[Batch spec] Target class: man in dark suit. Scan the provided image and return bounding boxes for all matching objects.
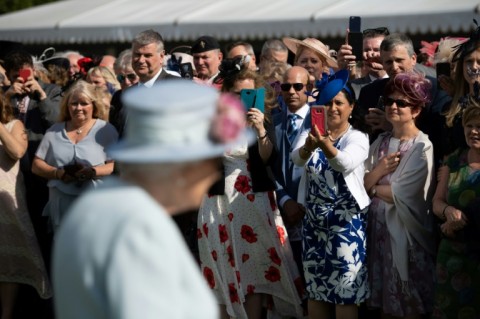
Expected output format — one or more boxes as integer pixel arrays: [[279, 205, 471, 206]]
[[356, 33, 450, 164], [110, 29, 177, 136], [272, 66, 311, 294]]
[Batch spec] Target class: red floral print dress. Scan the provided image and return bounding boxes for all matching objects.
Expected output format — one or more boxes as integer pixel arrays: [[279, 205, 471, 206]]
[[198, 142, 303, 319]]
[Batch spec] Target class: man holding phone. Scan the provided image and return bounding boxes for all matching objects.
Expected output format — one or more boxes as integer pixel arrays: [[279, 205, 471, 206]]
[[272, 66, 311, 306], [337, 26, 390, 97], [356, 33, 450, 165]]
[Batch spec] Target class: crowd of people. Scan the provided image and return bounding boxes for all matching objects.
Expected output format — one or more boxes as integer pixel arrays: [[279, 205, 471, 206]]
[[0, 19, 479, 319]]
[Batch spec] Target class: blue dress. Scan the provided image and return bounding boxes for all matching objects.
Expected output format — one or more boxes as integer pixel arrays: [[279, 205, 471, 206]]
[[302, 140, 368, 305]]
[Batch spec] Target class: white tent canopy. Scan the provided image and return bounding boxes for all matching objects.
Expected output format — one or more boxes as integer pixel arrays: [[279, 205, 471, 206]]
[[0, 0, 478, 45]]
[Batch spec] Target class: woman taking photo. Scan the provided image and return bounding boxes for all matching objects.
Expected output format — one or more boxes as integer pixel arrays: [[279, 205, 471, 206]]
[[364, 72, 436, 318], [198, 60, 303, 319], [32, 80, 118, 232], [292, 69, 370, 319], [0, 92, 51, 319]]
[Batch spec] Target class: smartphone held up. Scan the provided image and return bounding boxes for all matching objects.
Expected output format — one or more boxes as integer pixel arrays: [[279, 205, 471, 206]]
[[311, 106, 328, 136], [348, 16, 363, 61], [19, 68, 31, 82], [240, 87, 265, 113]]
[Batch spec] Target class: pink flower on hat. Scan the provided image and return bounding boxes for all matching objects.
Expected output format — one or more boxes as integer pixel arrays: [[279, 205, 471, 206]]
[[209, 93, 246, 143]]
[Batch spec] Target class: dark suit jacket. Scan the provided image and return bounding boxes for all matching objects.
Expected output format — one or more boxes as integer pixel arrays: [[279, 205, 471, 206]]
[[350, 75, 372, 100], [8, 80, 63, 171], [356, 75, 451, 166], [271, 108, 311, 204], [109, 69, 178, 137]]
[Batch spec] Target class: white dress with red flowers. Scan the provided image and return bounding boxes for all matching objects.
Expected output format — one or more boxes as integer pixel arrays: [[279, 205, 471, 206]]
[[198, 142, 304, 319]]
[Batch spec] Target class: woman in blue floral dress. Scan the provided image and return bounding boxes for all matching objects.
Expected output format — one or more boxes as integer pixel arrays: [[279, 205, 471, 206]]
[[292, 70, 370, 319]]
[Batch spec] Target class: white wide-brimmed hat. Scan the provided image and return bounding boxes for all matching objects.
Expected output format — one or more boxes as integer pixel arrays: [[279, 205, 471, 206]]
[[282, 37, 338, 69], [108, 80, 253, 163]]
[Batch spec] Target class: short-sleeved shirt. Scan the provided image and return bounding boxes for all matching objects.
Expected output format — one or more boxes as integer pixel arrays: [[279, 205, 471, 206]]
[[35, 119, 118, 195]]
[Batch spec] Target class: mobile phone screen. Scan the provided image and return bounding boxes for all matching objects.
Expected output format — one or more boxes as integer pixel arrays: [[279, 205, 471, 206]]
[[436, 62, 451, 89], [348, 32, 363, 61], [311, 106, 327, 136], [19, 68, 31, 82], [240, 88, 265, 113], [180, 62, 194, 80]]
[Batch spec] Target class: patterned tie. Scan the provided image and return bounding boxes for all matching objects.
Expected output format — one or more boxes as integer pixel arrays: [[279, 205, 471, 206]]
[[17, 96, 28, 123], [287, 113, 299, 145]]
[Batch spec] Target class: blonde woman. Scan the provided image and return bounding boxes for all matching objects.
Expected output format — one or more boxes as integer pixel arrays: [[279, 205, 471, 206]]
[[32, 80, 118, 232]]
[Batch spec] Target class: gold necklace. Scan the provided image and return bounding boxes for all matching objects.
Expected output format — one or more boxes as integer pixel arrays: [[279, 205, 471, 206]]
[[71, 120, 92, 135]]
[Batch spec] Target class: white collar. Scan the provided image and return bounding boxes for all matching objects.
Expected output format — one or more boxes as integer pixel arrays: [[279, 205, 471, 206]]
[[140, 68, 163, 88], [287, 103, 309, 119]]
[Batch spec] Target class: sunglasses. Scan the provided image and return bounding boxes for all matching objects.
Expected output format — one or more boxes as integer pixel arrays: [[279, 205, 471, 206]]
[[383, 97, 411, 108], [280, 83, 305, 92], [362, 27, 390, 36], [117, 73, 137, 82]]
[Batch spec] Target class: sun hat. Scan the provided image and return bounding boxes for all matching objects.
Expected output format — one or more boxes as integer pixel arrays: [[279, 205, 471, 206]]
[[316, 69, 350, 105], [108, 79, 253, 163], [282, 37, 338, 69]]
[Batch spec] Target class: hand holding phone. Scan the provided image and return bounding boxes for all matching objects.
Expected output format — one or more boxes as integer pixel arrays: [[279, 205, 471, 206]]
[[180, 62, 194, 79], [240, 87, 265, 113], [19, 68, 31, 83], [311, 106, 327, 136], [347, 16, 363, 61]]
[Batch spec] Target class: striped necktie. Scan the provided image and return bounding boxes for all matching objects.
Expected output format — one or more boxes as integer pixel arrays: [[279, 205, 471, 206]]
[[287, 113, 299, 144]]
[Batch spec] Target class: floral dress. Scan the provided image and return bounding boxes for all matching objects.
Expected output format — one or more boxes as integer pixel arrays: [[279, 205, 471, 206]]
[[302, 139, 368, 305], [432, 149, 480, 319], [197, 141, 303, 319]]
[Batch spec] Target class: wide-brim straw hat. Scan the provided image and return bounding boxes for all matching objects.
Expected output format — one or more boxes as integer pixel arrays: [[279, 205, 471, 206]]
[[282, 37, 338, 69], [108, 79, 253, 163]]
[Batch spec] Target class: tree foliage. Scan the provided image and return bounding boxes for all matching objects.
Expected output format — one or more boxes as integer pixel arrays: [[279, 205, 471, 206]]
[[0, 0, 61, 15]]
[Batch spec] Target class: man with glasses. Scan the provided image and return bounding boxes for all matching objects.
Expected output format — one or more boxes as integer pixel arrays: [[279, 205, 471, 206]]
[[272, 67, 311, 309], [337, 27, 390, 98], [226, 41, 258, 71]]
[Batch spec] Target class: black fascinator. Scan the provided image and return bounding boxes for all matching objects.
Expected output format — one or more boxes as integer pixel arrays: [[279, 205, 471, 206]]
[[452, 19, 480, 62], [214, 55, 251, 84]]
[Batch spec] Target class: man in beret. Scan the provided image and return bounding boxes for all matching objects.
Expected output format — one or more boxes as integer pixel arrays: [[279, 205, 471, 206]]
[[191, 35, 223, 84]]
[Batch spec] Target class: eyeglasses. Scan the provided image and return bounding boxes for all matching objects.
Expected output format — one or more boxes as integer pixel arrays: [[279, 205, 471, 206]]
[[362, 27, 390, 36], [280, 83, 305, 92], [384, 97, 411, 108], [117, 73, 137, 82]]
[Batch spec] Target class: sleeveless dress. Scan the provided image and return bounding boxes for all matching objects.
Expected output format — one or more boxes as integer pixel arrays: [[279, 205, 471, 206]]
[[432, 149, 480, 318], [0, 120, 52, 298], [302, 138, 368, 305], [198, 141, 303, 319]]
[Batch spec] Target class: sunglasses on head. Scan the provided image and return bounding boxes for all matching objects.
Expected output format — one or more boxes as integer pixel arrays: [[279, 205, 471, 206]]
[[384, 97, 411, 108], [280, 83, 305, 92], [362, 27, 390, 36], [117, 73, 137, 82]]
